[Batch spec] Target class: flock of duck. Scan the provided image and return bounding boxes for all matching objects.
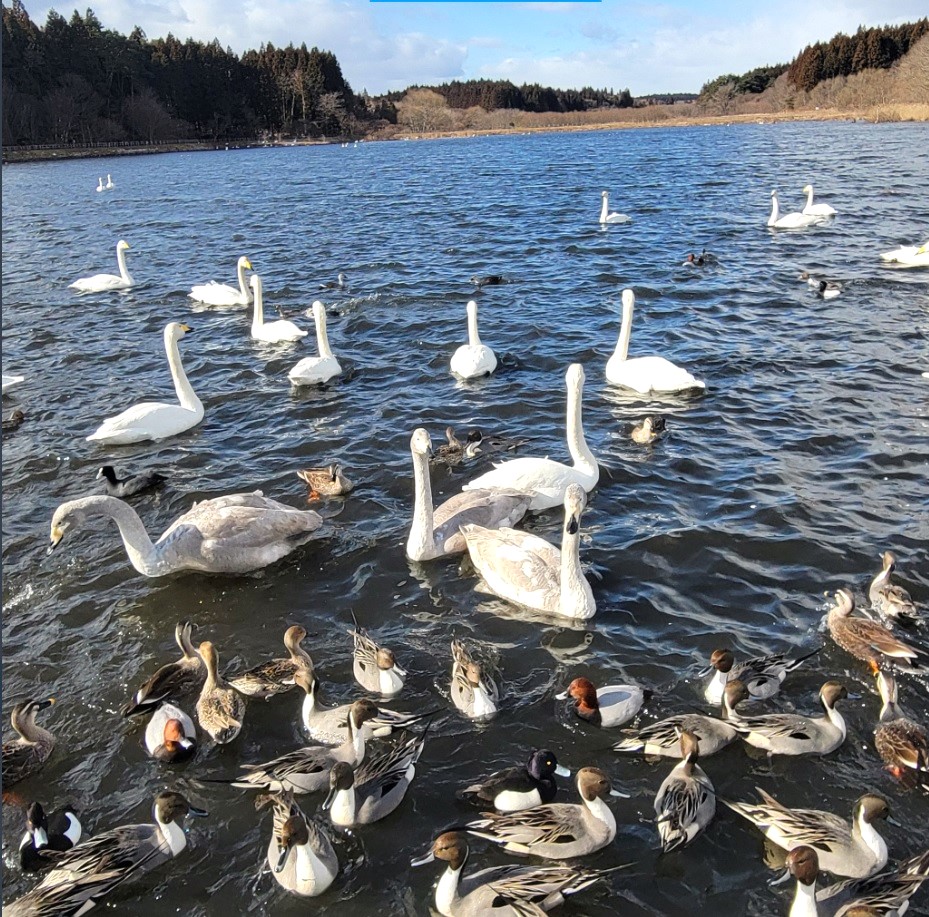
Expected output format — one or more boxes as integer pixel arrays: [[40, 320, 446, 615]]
[[2, 180, 929, 917]]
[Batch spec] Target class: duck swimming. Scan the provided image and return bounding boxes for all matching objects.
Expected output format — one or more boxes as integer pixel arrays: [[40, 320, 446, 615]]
[[872, 671, 929, 788], [3, 699, 57, 787], [296, 464, 353, 499], [97, 465, 166, 498], [457, 749, 570, 813], [144, 703, 197, 763], [195, 641, 247, 745], [228, 625, 314, 700], [450, 639, 499, 720], [264, 790, 338, 897], [121, 621, 204, 716], [556, 677, 648, 728], [18, 802, 82, 872], [350, 623, 406, 696], [654, 729, 715, 852], [631, 416, 666, 444], [869, 551, 922, 629], [702, 646, 820, 705]]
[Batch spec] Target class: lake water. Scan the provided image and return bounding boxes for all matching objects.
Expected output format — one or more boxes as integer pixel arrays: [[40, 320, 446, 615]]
[[2, 121, 929, 915]]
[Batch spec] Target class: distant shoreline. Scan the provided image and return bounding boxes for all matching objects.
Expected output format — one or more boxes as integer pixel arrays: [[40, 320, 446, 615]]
[[4, 106, 926, 164]]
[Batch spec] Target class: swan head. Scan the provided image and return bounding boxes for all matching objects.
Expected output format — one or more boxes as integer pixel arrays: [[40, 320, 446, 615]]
[[410, 427, 432, 457], [117, 240, 130, 252], [312, 300, 326, 321], [250, 274, 263, 296], [770, 189, 778, 198], [165, 322, 192, 342], [601, 190, 608, 199], [49, 500, 92, 551], [563, 483, 586, 534], [238, 257, 253, 270], [466, 299, 478, 315], [621, 288, 635, 312], [565, 362, 585, 392], [802, 184, 813, 193]]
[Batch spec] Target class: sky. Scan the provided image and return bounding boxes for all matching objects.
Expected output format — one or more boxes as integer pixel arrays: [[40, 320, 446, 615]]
[[20, 0, 928, 96]]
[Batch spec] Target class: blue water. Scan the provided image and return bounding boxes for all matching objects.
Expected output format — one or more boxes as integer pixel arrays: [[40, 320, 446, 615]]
[[2, 121, 929, 914]]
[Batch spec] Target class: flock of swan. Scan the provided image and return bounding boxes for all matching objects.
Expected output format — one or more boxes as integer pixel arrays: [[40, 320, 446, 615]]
[[3, 179, 929, 917]]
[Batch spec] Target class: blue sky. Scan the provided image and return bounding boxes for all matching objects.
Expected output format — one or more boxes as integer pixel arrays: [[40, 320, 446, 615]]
[[21, 0, 928, 95]]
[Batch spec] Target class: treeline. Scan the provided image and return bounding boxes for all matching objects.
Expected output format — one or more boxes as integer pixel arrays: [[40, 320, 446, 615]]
[[1, 0, 393, 146], [386, 78, 634, 114], [699, 65, 788, 101]]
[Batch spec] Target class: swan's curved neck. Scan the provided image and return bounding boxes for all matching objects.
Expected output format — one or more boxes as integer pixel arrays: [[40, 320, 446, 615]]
[[407, 448, 436, 559], [66, 496, 159, 575], [560, 516, 589, 616], [805, 187, 814, 209], [467, 307, 481, 347], [315, 310, 333, 358], [237, 261, 251, 302], [252, 284, 264, 331], [164, 329, 202, 416], [599, 195, 608, 223], [117, 246, 132, 283], [769, 195, 779, 224], [614, 297, 633, 363], [565, 378, 597, 474]]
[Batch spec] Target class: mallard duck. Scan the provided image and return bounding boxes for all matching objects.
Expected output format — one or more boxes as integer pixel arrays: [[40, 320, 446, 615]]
[[96, 465, 166, 498], [432, 427, 483, 466], [457, 749, 570, 813], [264, 790, 337, 897], [296, 463, 353, 499], [450, 640, 499, 720], [18, 802, 82, 872], [631, 416, 665, 444], [724, 789, 890, 878], [121, 622, 204, 716], [702, 646, 820, 705], [350, 623, 405, 696], [869, 552, 922, 629], [467, 767, 624, 859], [228, 625, 313, 699], [654, 729, 715, 852], [873, 671, 929, 788], [195, 641, 246, 745], [3, 699, 57, 786], [556, 677, 648, 728], [144, 703, 197, 763]]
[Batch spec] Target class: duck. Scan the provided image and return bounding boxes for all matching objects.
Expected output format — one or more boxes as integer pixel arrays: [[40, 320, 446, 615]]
[[18, 802, 82, 872], [69, 239, 134, 291], [798, 271, 820, 288], [556, 676, 648, 727], [95, 177, 104, 192], [817, 280, 841, 300], [869, 552, 922, 629], [195, 641, 246, 744], [631, 416, 666, 444], [411, 831, 616, 917], [3, 791, 207, 917], [406, 427, 531, 562], [826, 588, 926, 674], [86, 322, 203, 444], [288, 301, 341, 385], [189, 256, 253, 306], [50, 490, 322, 576], [768, 190, 821, 229], [682, 252, 706, 267], [143, 703, 197, 763], [599, 190, 631, 224], [457, 749, 570, 813], [105, 173, 114, 190], [467, 766, 624, 859], [462, 363, 599, 511], [470, 274, 507, 288], [461, 483, 596, 621], [613, 681, 742, 757], [3, 408, 25, 431], [801, 184, 837, 217], [319, 272, 347, 290], [702, 646, 820, 705], [96, 465, 166, 498], [606, 289, 705, 394], [228, 625, 314, 700], [451, 639, 499, 720], [350, 623, 406, 696], [264, 790, 338, 897], [872, 671, 929, 787], [121, 622, 204, 716], [432, 427, 483, 466], [250, 275, 308, 343], [728, 680, 848, 756], [723, 789, 890, 878], [296, 463, 353, 499], [450, 300, 497, 379], [879, 241, 929, 267], [2, 699, 57, 786], [654, 729, 715, 852], [231, 698, 379, 793], [2, 373, 25, 395]]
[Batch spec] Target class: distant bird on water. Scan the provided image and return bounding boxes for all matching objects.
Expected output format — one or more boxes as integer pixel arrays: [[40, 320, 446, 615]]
[[319, 273, 347, 291], [470, 274, 507, 288]]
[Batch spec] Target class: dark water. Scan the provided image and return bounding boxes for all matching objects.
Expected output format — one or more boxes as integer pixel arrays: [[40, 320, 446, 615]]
[[3, 122, 929, 915]]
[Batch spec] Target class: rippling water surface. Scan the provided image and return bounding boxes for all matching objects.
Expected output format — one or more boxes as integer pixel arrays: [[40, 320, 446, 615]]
[[3, 122, 929, 915]]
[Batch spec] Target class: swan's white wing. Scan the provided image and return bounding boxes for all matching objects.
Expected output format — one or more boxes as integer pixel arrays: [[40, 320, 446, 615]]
[[69, 273, 129, 292], [189, 282, 246, 306], [288, 355, 341, 385], [463, 457, 580, 511], [2, 374, 25, 394], [432, 489, 531, 555], [87, 402, 200, 444], [451, 344, 497, 378], [608, 355, 704, 394], [254, 320, 308, 342]]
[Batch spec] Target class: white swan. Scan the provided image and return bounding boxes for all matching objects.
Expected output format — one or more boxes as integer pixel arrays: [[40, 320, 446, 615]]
[[96, 177, 104, 193], [87, 322, 203, 445], [801, 184, 836, 217], [288, 302, 341, 386], [599, 190, 631, 225], [461, 483, 595, 620], [406, 428, 531, 562], [250, 275, 308, 343], [463, 363, 599, 511], [189, 257, 253, 306], [450, 300, 497, 379], [69, 240, 134, 292], [49, 491, 323, 576], [768, 190, 820, 229], [2, 374, 25, 395], [105, 174, 115, 190], [606, 289, 705, 394], [880, 241, 929, 267]]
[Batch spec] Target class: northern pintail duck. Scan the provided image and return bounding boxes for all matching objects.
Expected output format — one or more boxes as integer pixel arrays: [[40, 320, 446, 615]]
[[461, 483, 596, 621], [323, 728, 426, 826], [228, 625, 313, 699], [350, 623, 406, 696], [4, 791, 207, 917], [412, 831, 617, 917], [195, 641, 246, 744], [724, 789, 890, 878], [869, 552, 922, 629], [612, 682, 741, 757], [827, 588, 926, 673], [18, 802, 82, 872], [231, 698, 378, 794], [631, 416, 666, 444], [3, 698, 57, 786], [144, 703, 197, 763], [728, 679, 848, 756], [556, 677, 648, 728], [703, 646, 820, 705], [466, 767, 624, 859], [451, 640, 499, 720], [121, 621, 204, 716], [96, 465, 166, 498], [458, 749, 570, 813], [296, 464, 353, 499], [432, 427, 483, 466], [873, 671, 929, 788], [654, 729, 715, 852], [264, 790, 338, 897]]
